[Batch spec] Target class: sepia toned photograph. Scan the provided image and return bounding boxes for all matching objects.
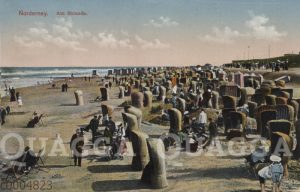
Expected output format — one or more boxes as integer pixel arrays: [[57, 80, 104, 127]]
[[0, 0, 300, 191]]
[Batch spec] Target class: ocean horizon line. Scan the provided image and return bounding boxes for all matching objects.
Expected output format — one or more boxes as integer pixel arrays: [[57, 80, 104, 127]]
[[0, 64, 206, 69]]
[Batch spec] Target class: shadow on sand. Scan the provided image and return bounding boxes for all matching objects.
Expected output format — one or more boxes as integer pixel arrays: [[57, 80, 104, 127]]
[[148, 134, 163, 139], [92, 179, 148, 191], [229, 190, 259, 192], [87, 164, 135, 173], [81, 112, 102, 119], [59, 104, 77, 106], [43, 164, 71, 168], [9, 111, 29, 115], [85, 155, 108, 163], [168, 166, 253, 180]]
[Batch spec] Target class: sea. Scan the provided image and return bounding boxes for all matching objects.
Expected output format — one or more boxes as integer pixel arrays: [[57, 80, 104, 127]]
[[0, 67, 113, 97]]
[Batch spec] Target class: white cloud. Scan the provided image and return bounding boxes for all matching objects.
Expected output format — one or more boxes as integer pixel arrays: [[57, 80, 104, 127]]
[[51, 36, 87, 51], [56, 17, 73, 28], [121, 30, 129, 37], [14, 18, 88, 51], [201, 26, 241, 44], [93, 32, 134, 49], [13, 36, 44, 48], [145, 16, 179, 28], [28, 27, 53, 41], [135, 35, 170, 49], [245, 13, 286, 41], [14, 18, 171, 51], [199, 13, 286, 44], [52, 18, 91, 41]]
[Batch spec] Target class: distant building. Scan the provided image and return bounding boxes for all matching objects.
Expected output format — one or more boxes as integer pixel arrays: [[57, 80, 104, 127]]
[[230, 52, 300, 68]]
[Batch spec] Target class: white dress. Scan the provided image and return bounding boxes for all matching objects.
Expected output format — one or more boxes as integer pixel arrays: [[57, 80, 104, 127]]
[[258, 165, 271, 179], [18, 98, 23, 106], [198, 112, 207, 124]]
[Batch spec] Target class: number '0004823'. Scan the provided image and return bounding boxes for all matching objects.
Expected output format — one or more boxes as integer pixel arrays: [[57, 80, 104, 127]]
[[0, 180, 53, 190]]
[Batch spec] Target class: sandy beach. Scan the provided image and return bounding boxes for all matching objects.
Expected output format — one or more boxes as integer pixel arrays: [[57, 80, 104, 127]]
[[0, 70, 300, 192]]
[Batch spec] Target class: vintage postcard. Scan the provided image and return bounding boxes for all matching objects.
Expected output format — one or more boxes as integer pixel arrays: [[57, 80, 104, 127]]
[[0, 0, 300, 191]]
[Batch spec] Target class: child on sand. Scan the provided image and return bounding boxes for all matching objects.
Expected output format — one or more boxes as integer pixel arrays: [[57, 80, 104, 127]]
[[258, 155, 283, 192], [17, 96, 23, 107]]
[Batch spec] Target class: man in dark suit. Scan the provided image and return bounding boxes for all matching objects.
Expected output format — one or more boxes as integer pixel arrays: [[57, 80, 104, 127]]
[[9, 87, 16, 102], [0, 106, 7, 125], [87, 115, 101, 143], [70, 129, 84, 166]]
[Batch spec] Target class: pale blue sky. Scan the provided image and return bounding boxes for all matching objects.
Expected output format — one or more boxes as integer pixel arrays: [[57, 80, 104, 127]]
[[1, 0, 299, 66]]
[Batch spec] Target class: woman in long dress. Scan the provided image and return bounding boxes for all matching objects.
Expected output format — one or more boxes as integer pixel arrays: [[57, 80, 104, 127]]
[[18, 96, 23, 107]]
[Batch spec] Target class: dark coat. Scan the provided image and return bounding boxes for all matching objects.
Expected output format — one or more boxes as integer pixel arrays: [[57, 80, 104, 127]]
[[70, 134, 84, 153], [208, 122, 218, 137], [88, 118, 99, 133], [10, 88, 16, 102]]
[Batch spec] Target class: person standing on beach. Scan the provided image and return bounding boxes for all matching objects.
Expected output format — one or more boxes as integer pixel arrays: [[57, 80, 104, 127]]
[[198, 109, 207, 129], [65, 83, 68, 92], [86, 115, 101, 143], [9, 87, 16, 102], [208, 118, 217, 146], [18, 96, 23, 107], [61, 84, 65, 92], [0, 106, 7, 125], [61, 83, 68, 92], [216, 111, 223, 130], [258, 155, 284, 192], [202, 89, 212, 108], [16, 92, 20, 100], [70, 129, 84, 166], [107, 116, 117, 135], [5, 106, 10, 114]]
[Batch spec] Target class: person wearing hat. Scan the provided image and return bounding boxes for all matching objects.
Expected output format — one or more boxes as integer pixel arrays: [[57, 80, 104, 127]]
[[245, 141, 268, 166], [258, 154, 283, 192], [116, 123, 127, 160], [26, 111, 44, 128], [183, 111, 190, 125], [107, 116, 116, 135], [70, 129, 84, 166], [202, 89, 212, 108], [270, 155, 284, 192], [86, 115, 101, 143]]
